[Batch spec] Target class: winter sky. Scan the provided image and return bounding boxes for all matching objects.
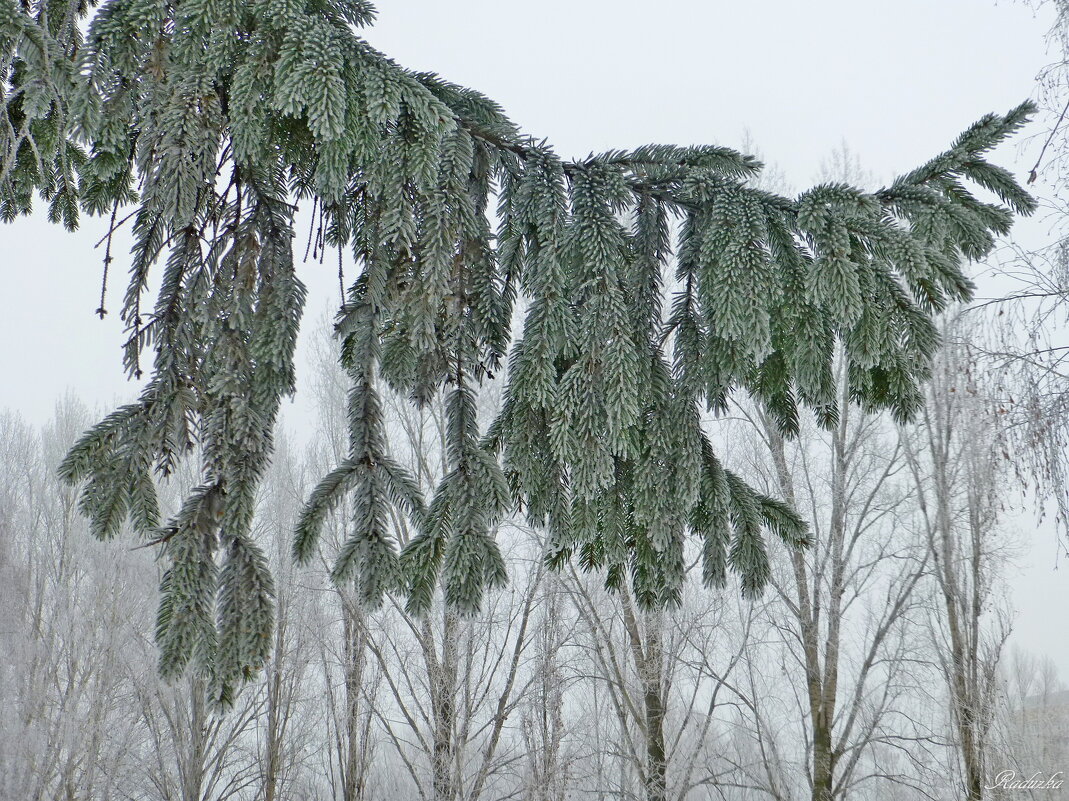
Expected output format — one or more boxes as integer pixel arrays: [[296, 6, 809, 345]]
[[3, 0, 1068, 672]]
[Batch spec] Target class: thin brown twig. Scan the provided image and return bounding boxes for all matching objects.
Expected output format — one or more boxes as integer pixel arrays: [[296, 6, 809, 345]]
[[93, 208, 138, 248], [303, 195, 318, 263], [96, 200, 120, 318], [1029, 88, 1069, 184], [338, 243, 345, 304], [316, 203, 325, 263]]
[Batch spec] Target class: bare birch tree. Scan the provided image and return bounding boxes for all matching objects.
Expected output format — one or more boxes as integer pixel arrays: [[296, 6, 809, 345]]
[[563, 563, 755, 801], [0, 400, 152, 801], [901, 321, 1018, 801], [731, 350, 936, 801]]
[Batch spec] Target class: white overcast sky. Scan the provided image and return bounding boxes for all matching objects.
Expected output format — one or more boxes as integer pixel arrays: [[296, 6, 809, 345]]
[[3, 0, 1068, 672]]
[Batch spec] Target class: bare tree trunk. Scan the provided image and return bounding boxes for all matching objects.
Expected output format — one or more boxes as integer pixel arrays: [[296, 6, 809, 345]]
[[428, 611, 458, 801], [520, 577, 569, 801], [341, 596, 370, 801], [622, 597, 667, 801], [753, 348, 929, 801], [261, 590, 307, 801], [921, 422, 990, 801], [181, 676, 208, 801], [902, 327, 1012, 801], [767, 418, 840, 801], [261, 609, 287, 801], [263, 666, 282, 801]]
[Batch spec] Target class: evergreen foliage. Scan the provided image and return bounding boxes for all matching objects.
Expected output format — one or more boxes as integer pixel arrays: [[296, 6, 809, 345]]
[[2, 0, 1036, 689]]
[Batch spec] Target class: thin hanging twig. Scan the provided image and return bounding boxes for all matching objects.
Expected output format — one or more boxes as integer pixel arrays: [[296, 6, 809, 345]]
[[315, 203, 325, 262], [338, 243, 346, 305], [93, 208, 138, 249], [96, 200, 120, 318], [1029, 88, 1069, 184], [303, 195, 318, 263]]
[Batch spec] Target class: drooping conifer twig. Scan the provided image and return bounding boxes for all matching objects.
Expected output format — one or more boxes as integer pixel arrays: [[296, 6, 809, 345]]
[[1, 0, 1038, 691]]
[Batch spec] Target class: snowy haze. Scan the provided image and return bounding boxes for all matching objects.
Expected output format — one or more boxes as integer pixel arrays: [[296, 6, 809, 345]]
[[2, 0, 1067, 674]]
